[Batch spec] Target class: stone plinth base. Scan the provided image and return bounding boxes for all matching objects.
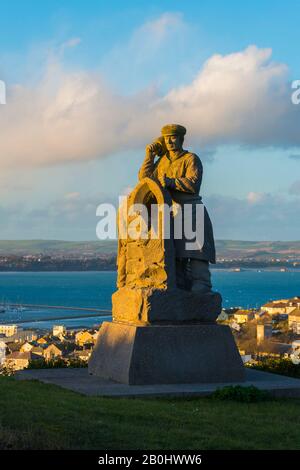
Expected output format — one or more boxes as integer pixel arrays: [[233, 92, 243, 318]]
[[88, 321, 245, 385], [16, 368, 300, 398]]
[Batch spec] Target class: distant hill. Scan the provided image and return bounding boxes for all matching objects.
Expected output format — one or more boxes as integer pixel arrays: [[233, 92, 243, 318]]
[[215, 240, 300, 259], [0, 239, 299, 259], [0, 240, 117, 256]]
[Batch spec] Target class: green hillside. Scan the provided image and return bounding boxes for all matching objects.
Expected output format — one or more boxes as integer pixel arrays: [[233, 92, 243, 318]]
[[1, 377, 300, 450]]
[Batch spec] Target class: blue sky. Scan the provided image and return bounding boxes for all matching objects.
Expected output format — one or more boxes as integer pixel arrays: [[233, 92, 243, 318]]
[[0, 0, 299, 240]]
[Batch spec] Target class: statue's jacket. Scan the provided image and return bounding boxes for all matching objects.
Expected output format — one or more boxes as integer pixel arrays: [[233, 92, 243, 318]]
[[138, 150, 216, 263]]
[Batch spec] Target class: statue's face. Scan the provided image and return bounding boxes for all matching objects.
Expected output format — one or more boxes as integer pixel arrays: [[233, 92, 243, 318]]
[[164, 134, 183, 152]]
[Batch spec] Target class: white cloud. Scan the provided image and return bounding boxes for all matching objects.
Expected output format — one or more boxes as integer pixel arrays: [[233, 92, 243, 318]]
[[206, 192, 300, 240], [163, 45, 298, 147], [134, 12, 184, 46], [0, 192, 117, 240], [64, 192, 81, 200], [62, 37, 82, 49], [247, 192, 266, 204], [0, 43, 299, 170], [58, 37, 82, 56], [99, 12, 189, 93]]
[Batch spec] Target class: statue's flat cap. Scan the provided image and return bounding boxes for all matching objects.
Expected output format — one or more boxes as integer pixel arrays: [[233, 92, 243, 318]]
[[161, 124, 186, 136]]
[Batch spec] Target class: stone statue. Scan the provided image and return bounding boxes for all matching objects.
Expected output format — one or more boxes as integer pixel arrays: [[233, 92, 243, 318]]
[[89, 124, 245, 385], [138, 124, 215, 293]]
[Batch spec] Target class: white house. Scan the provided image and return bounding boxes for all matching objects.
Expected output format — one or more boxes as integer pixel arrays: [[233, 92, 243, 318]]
[[0, 341, 6, 365], [288, 308, 300, 333], [53, 325, 66, 337], [262, 298, 300, 316], [0, 325, 18, 337]]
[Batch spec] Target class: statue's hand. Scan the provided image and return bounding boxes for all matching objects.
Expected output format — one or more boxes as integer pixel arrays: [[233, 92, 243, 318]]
[[146, 142, 160, 158], [158, 174, 174, 188]]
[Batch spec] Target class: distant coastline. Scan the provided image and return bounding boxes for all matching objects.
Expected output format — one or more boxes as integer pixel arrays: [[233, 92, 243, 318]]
[[0, 260, 299, 272], [0, 239, 299, 271]]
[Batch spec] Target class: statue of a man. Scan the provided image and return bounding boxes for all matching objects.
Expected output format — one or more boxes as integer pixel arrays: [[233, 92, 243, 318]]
[[138, 124, 216, 293]]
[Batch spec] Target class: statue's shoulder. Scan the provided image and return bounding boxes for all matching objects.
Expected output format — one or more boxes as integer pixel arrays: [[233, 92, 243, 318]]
[[184, 151, 203, 167]]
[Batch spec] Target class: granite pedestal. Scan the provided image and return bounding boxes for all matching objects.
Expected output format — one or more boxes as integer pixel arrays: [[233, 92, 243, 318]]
[[88, 321, 245, 385]]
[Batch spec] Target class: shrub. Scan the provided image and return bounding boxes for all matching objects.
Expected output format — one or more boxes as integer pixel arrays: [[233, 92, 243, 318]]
[[67, 357, 88, 368], [211, 385, 271, 402], [248, 358, 300, 379], [27, 357, 87, 369], [27, 358, 66, 369], [0, 364, 15, 376]]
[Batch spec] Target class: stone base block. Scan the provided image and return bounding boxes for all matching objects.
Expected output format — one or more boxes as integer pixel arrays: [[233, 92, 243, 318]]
[[112, 287, 222, 324], [88, 321, 245, 385]]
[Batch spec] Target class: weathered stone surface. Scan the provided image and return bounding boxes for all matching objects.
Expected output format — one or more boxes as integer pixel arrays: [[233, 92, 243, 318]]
[[88, 321, 245, 385], [117, 177, 176, 290], [112, 287, 222, 324]]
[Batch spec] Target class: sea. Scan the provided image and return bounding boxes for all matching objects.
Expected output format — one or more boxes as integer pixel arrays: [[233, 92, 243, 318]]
[[0, 270, 299, 330]]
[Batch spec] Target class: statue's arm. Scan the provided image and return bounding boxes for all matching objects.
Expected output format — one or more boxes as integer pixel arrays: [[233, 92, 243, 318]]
[[168, 154, 203, 194], [138, 143, 163, 180], [138, 153, 158, 180]]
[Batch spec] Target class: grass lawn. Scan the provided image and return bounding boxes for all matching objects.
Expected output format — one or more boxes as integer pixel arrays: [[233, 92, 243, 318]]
[[0, 376, 300, 450]]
